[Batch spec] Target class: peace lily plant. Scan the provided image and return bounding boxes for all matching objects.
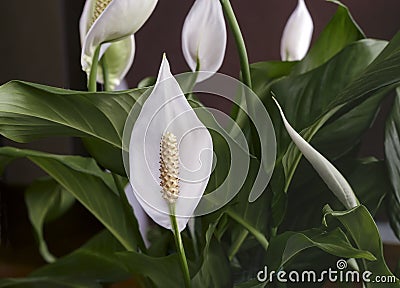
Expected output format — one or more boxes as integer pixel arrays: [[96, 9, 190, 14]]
[[0, 0, 400, 287]]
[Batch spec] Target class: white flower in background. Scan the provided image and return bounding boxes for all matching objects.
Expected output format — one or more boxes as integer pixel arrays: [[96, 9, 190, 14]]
[[280, 0, 313, 61], [273, 97, 358, 209], [127, 55, 213, 232], [182, 0, 227, 82], [80, 0, 158, 89]]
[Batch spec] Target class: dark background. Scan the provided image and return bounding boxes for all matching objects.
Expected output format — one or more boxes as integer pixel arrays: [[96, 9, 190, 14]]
[[0, 0, 398, 275]]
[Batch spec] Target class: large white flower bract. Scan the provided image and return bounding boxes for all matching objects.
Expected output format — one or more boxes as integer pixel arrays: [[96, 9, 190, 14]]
[[280, 0, 313, 61], [80, 0, 157, 88], [128, 55, 213, 232], [273, 97, 358, 209], [182, 0, 227, 82]]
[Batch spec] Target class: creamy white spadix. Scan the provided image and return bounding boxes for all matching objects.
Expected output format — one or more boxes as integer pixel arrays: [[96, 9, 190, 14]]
[[280, 0, 313, 61], [128, 55, 213, 232], [182, 0, 227, 82], [80, 0, 157, 89], [273, 97, 358, 209]]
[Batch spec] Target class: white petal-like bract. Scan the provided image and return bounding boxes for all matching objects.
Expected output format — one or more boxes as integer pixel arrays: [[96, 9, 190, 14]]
[[280, 0, 313, 61], [80, 0, 157, 84], [182, 0, 227, 82], [273, 97, 358, 209], [128, 55, 213, 232]]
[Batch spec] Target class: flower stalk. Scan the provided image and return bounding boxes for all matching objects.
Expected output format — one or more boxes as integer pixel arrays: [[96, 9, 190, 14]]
[[170, 205, 191, 288], [88, 46, 101, 92], [219, 0, 252, 89]]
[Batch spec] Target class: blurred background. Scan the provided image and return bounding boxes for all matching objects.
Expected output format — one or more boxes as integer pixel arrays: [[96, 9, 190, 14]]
[[0, 0, 399, 277]]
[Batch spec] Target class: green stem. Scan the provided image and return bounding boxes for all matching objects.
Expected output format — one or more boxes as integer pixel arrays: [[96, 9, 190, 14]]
[[170, 205, 191, 288], [101, 56, 112, 92], [226, 210, 269, 251], [219, 0, 252, 89], [220, 0, 261, 156], [228, 229, 249, 261], [112, 173, 147, 253], [88, 46, 101, 92]]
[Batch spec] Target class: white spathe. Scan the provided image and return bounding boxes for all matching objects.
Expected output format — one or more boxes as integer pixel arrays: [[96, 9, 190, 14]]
[[80, 0, 157, 88], [128, 55, 213, 232], [273, 97, 358, 209], [280, 0, 313, 61], [182, 0, 227, 82]]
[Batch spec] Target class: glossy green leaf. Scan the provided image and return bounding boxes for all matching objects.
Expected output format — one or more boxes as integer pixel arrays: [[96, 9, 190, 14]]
[[283, 158, 390, 231], [192, 224, 232, 288], [0, 146, 144, 252], [31, 230, 129, 282], [0, 231, 129, 287], [266, 227, 375, 272], [25, 178, 75, 263], [0, 81, 144, 174], [323, 205, 399, 287], [0, 278, 101, 288], [115, 251, 183, 288], [385, 87, 400, 240], [311, 89, 387, 160]]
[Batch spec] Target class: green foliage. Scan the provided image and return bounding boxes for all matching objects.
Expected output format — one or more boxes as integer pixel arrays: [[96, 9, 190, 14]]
[[0, 1, 399, 287], [25, 178, 75, 263]]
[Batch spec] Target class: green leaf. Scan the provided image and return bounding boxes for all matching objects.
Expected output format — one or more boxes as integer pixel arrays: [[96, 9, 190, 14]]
[[311, 89, 387, 160], [192, 224, 232, 288], [254, 39, 388, 229], [0, 231, 130, 287], [266, 227, 375, 272], [25, 178, 75, 263], [271, 39, 386, 143], [292, 0, 364, 74], [0, 146, 144, 252], [31, 231, 129, 283], [283, 158, 390, 231], [385, 87, 400, 240], [0, 230, 183, 288], [0, 278, 102, 288], [333, 30, 400, 110], [115, 251, 183, 288], [0, 81, 144, 174], [323, 205, 399, 287]]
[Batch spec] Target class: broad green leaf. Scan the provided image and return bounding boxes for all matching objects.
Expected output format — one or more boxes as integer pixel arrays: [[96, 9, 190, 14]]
[[252, 39, 388, 230], [292, 0, 364, 74], [0, 278, 101, 288], [0, 231, 129, 287], [332, 30, 400, 110], [115, 251, 183, 288], [386, 192, 400, 241], [271, 40, 386, 143], [192, 224, 232, 288], [250, 61, 297, 99], [266, 228, 375, 272], [0, 146, 144, 252], [31, 231, 129, 282], [282, 158, 390, 231], [0, 81, 144, 174], [25, 178, 75, 263], [0, 230, 183, 288], [385, 87, 400, 240], [323, 205, 399, 287], [312, 89, 387, 160]]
